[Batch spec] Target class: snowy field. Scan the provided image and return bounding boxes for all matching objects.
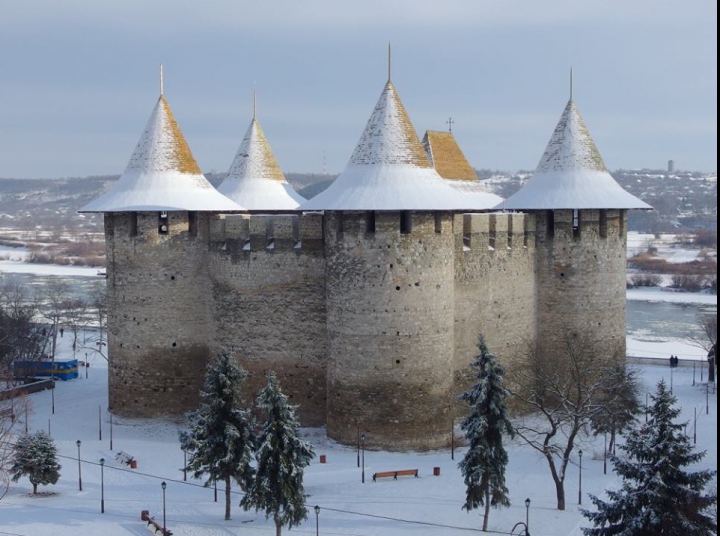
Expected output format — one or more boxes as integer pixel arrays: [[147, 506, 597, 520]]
[[0, 337, 716, 536]]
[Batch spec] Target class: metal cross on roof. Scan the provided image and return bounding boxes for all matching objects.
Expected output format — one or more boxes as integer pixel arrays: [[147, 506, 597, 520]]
[[446, 117, 455, 132]]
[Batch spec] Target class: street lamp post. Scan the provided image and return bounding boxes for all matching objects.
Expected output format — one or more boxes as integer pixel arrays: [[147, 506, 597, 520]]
[[578, 450, 583, 505], [361, 434, 366, 484], [161, 481, 167, 536], [100, 458, 105, 513], [357, 425, 360, 468], [525, 498, 531, 532], [314, 505, 320, 536], [76, 440, 82, 491], [183, 449, 187, 481], [98, 406, 102, 441], [603, 433, 607, 475]]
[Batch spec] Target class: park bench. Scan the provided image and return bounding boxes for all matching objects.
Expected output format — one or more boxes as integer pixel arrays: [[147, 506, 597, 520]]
[[142, 511, 173, 536], [115, 450, 135, 466], [373, 469, 419, 482]]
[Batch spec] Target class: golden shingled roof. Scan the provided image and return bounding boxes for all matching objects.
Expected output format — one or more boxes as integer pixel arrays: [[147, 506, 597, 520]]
[[158, 96, 203, 175], [422, 131, 478, 182]]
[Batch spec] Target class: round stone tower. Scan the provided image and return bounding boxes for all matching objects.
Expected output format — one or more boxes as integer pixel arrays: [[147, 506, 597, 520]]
[[80, 79, 243, 417], [503, 95, 651, 363], [301, 75, 483, 450]]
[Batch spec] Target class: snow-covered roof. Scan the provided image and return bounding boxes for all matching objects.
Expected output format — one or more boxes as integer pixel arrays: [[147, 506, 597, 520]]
[[501, 99, 651, 211], [300, 81, 498, 211], [80, 95, 244, 213], [217, 117, 305, 211], [422, 131, 478, 181]]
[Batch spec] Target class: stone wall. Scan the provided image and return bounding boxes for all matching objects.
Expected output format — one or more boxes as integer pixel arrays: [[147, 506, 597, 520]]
[[534, 209, 628, 363], [453, 213, 537, 398], [323, 211, 456, 451], [104, 211, 214, 417], [207, 213, 327, 426]]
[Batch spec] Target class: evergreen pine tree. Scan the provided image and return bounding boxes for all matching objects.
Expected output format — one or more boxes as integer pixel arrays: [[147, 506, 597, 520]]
[[459, 336, 514, 532], [582, 380, 717, 536], [10, 430, 61, 494], [242, 372, 315, 536], [179, 352, 255, 521]]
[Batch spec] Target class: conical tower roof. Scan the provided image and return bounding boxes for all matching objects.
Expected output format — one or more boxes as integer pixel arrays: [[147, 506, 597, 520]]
[[501, 99, 650, 211], [300, 81, 492, 211], [217, 114, 305, 211], [81, 94, 244, 213]]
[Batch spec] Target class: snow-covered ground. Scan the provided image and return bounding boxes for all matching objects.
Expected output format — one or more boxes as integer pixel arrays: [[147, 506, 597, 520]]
[[0, 337, 716, 536]]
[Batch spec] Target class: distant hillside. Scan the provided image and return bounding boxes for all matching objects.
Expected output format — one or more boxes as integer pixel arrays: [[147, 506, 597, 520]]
[[0, 169, 715, 233]]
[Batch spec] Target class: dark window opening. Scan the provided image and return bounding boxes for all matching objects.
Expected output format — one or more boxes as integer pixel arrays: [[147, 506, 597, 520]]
[[158, 212, 169, 235], [547, 210, 555, 238], [599, 211, 608, 239], [434, 213, 443, 234], [337, 213, 344, 236], [619, 211, 626, 237], [400, 211, 412, 234], [366, 211, 376, 233], [188, 211, 198, 237], [573, 210, 581, 239], [130, 212, 138, 237]]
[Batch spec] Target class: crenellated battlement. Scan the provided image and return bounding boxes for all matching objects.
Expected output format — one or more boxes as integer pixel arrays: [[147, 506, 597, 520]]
[[460, 213, 536, 252], [208, 213, 324, 254]]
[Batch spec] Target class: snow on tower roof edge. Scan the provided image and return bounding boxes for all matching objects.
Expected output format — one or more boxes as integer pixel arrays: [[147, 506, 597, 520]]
[[500, 99, 652, 211], [300, 81, 501, 212], [80, 95, 244, 213], [217, 117, 305, 211]]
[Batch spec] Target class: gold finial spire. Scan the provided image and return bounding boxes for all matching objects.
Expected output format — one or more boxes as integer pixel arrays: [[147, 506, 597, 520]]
[[388, 42, 392, 82], [160, 64, 164, 96]]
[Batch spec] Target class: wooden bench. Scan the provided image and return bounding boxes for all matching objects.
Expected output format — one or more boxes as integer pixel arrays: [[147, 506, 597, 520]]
[[373, 469, 419, 482], [145, 515, 172, 535], [115, 450, 134, 466]]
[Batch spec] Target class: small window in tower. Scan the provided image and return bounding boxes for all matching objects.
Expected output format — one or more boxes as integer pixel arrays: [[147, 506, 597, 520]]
[[573, 210, 581, 239], [599, 211, 608, 239], [619, 211, 626, 237], [434, 213, 443, 234], [188, 211, 198, 237], [337, 213, 344, 236], [129, 212, 138, 237], [547, 210, 555, 238], [366, 211, 376, 234], [400, 211, 412, 235], [158, 212, 169, 235]]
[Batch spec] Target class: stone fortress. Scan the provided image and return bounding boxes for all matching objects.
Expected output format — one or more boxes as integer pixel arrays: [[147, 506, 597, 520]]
[[81, 64, 650, 451]]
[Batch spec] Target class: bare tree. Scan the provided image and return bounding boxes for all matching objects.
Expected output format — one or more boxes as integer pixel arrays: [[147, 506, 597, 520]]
[[81, 283, 107, 361], [0, 396, 33, 501], [62, 298, 88, 361], [0, 283, 44, 388], [509, 335, 628, 510], [37, 280, 70, 369], [687, 316, 717, 383]]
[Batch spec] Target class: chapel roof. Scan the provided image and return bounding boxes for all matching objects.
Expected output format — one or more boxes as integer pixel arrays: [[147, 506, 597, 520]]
[[422, 130, 479, 182], [501, 98, 651, 211], [81, 90, 243, 213]]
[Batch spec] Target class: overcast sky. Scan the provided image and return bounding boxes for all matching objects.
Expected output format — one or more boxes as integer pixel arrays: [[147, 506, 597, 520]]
[[0, 0, 716, 179]]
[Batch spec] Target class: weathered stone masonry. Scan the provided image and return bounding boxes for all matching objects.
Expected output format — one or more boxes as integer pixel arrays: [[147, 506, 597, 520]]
[[104, 207, 628, 450]]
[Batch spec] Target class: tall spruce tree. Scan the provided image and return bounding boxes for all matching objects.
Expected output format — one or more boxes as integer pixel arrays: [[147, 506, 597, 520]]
[[583, 380, 717, 536], [459, 336, 514, 532], [241, 372, 315, 536], [10, 431, 61, 494], [179, 352, 255, 521]]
